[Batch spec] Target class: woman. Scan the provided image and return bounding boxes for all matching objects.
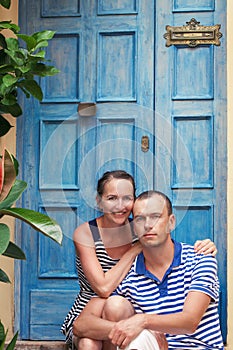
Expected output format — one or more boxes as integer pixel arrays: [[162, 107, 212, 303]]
[[61, 170, 216, 349]]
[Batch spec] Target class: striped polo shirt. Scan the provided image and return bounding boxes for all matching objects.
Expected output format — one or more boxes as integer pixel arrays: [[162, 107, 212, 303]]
[[114, 241, 224, 349]]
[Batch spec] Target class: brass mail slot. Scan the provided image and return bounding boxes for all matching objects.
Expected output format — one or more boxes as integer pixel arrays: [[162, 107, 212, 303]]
[[164, 18, 222, 47], [171, 31, 214, 40]]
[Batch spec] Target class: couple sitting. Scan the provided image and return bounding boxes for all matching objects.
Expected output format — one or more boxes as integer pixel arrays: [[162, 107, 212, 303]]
[[62, 171, 223, 349]]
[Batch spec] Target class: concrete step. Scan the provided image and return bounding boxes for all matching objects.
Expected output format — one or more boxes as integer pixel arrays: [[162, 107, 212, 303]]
[[8, 340, 228, 350], [8, 341, 69, 350]]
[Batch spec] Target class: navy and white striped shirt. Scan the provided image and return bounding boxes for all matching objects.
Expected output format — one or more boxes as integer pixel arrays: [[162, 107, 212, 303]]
[[115, 241, 224, 349]]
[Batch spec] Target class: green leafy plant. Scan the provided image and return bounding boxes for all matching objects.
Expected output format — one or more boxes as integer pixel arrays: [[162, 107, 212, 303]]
[[0, 148, 63, 283], [0, 320, 18, 350], [0, 17, 59, 136], [0, 0, 62, 346]]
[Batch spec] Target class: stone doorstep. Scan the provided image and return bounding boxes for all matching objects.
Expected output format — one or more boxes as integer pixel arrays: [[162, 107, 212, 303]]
[[6, 341, 69, 350], [6, 341, 229, 350]]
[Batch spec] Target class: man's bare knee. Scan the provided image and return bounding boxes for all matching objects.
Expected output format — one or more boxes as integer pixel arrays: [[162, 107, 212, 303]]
[[102, 295, 135, 321]]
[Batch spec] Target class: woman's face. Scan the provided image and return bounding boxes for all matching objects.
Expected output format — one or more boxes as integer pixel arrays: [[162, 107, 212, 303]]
[[98, 178, 135, 226]]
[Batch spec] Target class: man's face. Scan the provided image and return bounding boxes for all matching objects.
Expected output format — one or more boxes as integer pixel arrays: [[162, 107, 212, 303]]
[[133, 194, 175, 248]]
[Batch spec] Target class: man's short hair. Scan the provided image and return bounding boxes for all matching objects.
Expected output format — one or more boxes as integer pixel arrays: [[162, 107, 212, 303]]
[[136, 190, 172, 216]]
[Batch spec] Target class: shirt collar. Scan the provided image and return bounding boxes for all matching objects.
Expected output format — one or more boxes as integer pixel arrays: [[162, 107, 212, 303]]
[[135, 240, 182, 276]]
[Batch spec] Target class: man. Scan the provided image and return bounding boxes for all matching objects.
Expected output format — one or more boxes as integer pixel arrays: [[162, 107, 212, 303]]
[[74, 190, 224, 349]]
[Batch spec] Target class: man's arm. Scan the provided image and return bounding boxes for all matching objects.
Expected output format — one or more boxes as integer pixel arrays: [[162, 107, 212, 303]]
[[73, 297, 115, 340], [109, 291, 211, 349], [144, 290, 211, 333]]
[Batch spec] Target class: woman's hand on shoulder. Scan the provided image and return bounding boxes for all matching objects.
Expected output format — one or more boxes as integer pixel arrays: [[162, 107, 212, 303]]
[[127, 241, 142, 257], [194, 238, 217, 257]]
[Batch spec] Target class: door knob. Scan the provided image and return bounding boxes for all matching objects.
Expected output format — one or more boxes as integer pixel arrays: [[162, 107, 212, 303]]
[[141, 135, 149, 152]]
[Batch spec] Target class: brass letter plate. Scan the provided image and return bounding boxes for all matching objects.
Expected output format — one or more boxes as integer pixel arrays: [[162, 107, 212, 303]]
[[164, 18, 222, 48]]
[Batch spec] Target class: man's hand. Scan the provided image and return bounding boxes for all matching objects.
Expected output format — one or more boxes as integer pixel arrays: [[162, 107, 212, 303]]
[[108, 314, 145, 349], [109, 314, 168, 349]]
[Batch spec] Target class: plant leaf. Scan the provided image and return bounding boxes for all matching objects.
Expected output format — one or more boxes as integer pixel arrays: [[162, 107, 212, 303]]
[[0, 0, 11, 10], [32, 30, 56, 42], [4, 49, 24, 66], [0, 268, 10, 283], [5, 37, 19, 51], [0, 149, 16, 202], [0, 64, 15, 75], [31, 63, 60, 77], [1, 94, 17, 106], [12, 155, 19, 176], [0, 320, 5, 341], [0, 179, 27, 210], [0, 49, 8, 66], [0, 223, 10, 254], [0, 320, 7, 348], [2, 241, 26, 260], [0, 22, 19, 33], [2, 74, 18, 88], [5, 331, 18, 350], [0, 208, 63, 244], [18, 79, 43, 101], [0, 103, 22, 117], [33, 41, 48, 52], [0, 33, 7, 49], [17, 34, 36, 51]]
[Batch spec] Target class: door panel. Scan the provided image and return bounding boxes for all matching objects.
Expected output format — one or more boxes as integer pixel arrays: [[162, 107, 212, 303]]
[[17, 0, 227, 343]]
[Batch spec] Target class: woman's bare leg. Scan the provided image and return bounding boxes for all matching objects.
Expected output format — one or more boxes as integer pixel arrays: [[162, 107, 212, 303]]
[[101, 296, 135, 349], [75, 336, 102, 350], [73, 297, 106, 349], [102, 295, 135, 321]]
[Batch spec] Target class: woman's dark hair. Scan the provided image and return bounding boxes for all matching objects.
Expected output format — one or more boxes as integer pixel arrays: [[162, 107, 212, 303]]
[[97, 170, 136, 198], [136, 190, 172, 215]]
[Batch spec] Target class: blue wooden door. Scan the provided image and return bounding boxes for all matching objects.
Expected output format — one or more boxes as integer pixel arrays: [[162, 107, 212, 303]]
[[17, 0, 155, 340], [17, 0, 227, 343]]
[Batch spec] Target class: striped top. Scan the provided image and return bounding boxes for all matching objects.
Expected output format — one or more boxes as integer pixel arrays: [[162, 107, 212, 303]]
[[61, 218, 136, 345], [114, 241, 224, 349]]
